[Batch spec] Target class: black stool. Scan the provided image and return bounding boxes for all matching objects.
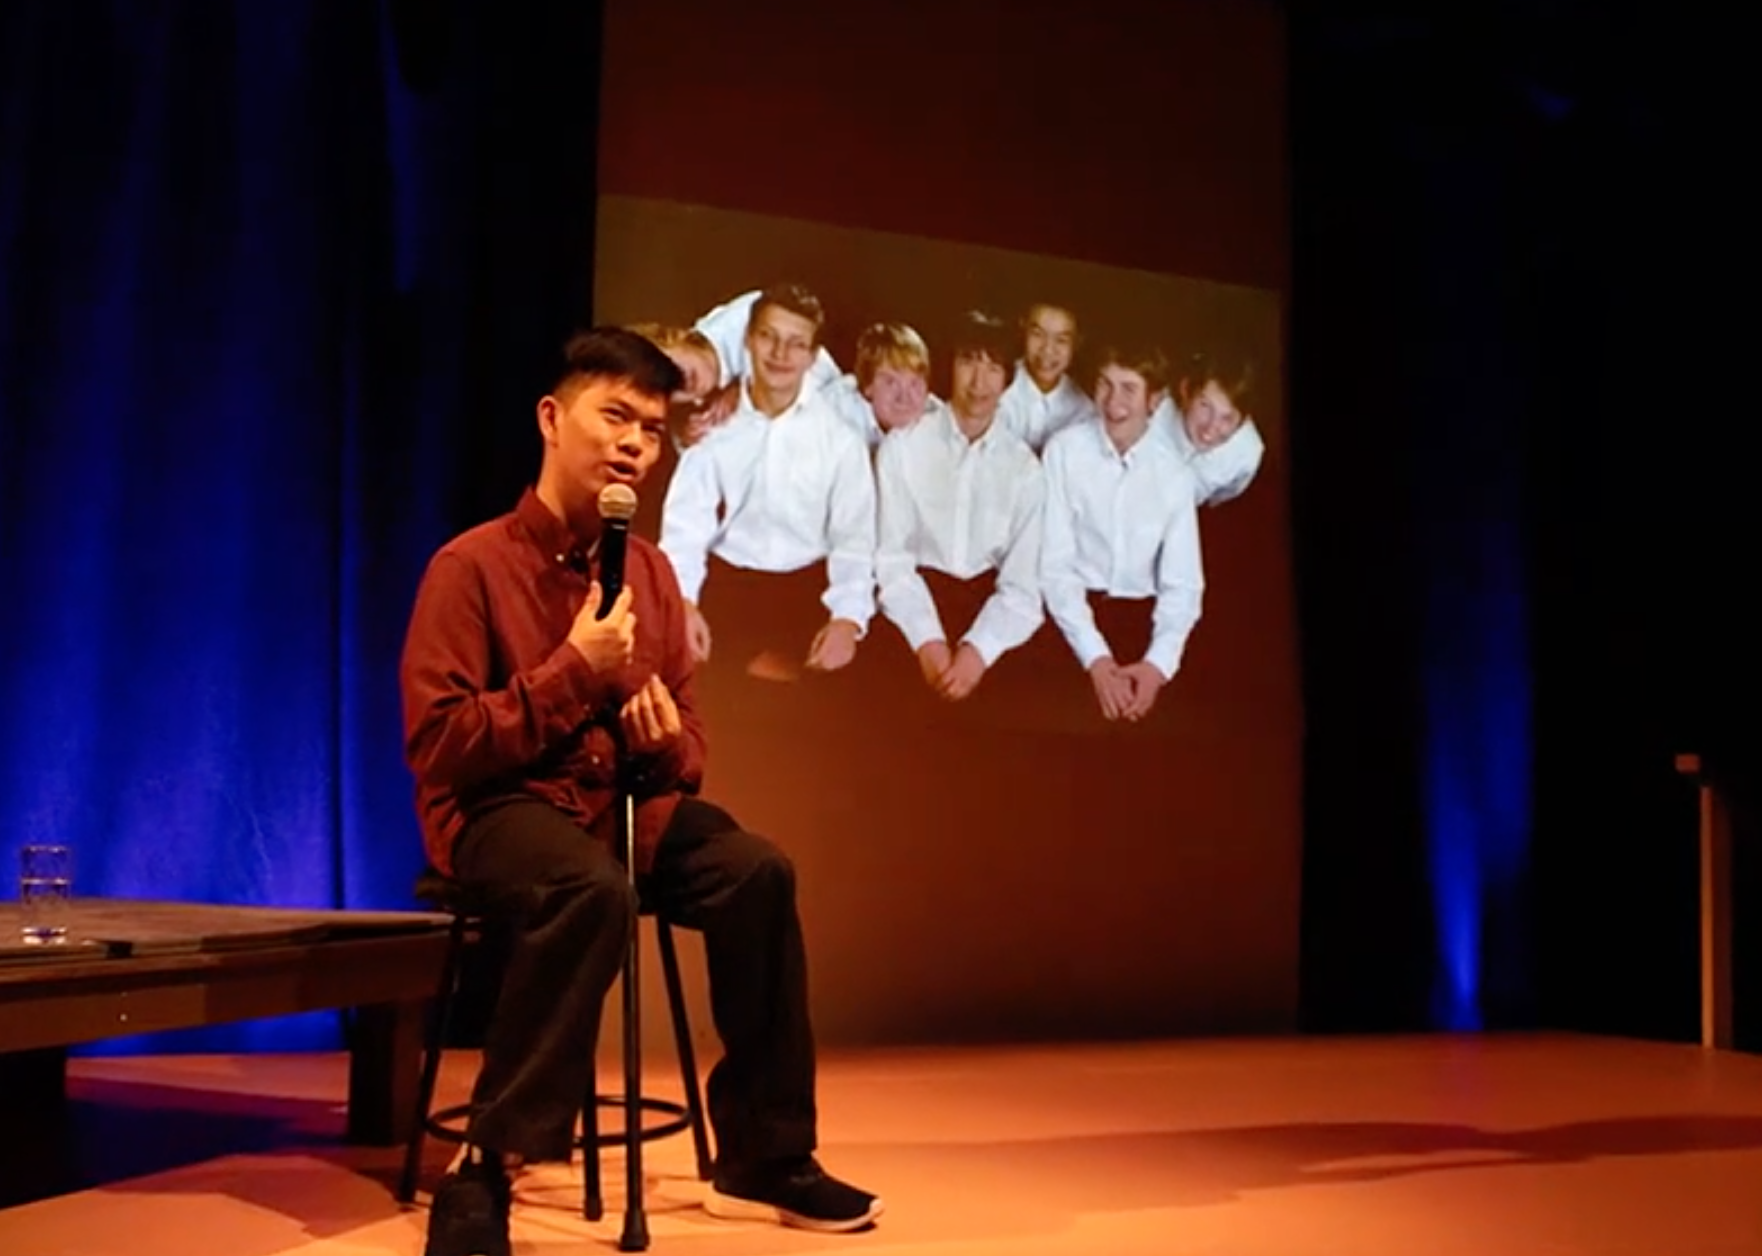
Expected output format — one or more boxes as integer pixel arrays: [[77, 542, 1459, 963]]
[[395, 870, 714, 1243]]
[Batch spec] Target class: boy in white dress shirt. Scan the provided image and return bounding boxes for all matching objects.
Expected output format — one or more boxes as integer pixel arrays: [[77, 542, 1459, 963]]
[[694, 287, 844, 395], [633, 291, 848, 452], [626, 321, 724, 450], [1040, 344, 1204, 722], [875, 311, 1044, 701], [996, 302, 1099, 454], [658, 284, 876, 681], [1158, 347, 1266, 506], [820, 322, 943, 450], [671, 287, 845, 443]]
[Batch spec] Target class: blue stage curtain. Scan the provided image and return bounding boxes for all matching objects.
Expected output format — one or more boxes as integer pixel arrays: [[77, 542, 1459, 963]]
[[0, 0, 600, 1051]]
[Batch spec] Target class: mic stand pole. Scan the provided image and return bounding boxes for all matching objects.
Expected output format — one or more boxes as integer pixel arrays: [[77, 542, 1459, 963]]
[[616, 765, 649, 1252]]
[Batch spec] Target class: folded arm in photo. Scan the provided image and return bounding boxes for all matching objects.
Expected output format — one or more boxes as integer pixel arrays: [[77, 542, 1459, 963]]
[[820, 431, 879, 630], [873, 434, 945, 648], [658, 443, 724, 604], [1145, 481, 1206, 679], [1039, 439, 1111, 668], [1193, 420, 1266, 506], [963, 467, 1047, 666]]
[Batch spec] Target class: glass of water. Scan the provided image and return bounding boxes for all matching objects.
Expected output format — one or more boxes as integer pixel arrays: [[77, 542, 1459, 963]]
[[20, 843, 73, 943]]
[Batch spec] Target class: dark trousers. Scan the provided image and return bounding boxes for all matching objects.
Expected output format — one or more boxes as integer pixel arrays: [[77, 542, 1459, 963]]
[[1087, 591, 1154, 665], [699, 556, 828, 676], [451, 796, 817, 1169]]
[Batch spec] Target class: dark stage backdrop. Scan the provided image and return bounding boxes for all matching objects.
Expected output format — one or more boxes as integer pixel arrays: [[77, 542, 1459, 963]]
[[1291, 5, 1755, 1044], [593, 0, 1299, 1045], [0, 0, 605, 1051]]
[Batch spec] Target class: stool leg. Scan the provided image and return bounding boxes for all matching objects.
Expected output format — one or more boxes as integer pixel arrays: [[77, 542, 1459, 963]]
[[617, 795, 649, 1252], [398, 915, 470, 1204], [656, 920, 713, 1180], [581, 1052, 603, 1221]]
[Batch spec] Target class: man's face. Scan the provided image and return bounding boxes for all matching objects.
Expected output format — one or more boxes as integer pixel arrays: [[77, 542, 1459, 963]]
[[1183, 380, 1245, 451], [1023, 305, 1077, 389], [950, 351, 1008, 421], [744, 304, 818, 398], [1095, 363, 1156, 427], [863, 364, 929, 433], [542, 375, 667, 509]]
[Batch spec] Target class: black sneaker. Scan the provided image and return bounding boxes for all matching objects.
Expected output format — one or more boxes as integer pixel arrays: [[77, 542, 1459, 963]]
[[424, 1150, 511, 1256], [705, 1155, 883, 1232]]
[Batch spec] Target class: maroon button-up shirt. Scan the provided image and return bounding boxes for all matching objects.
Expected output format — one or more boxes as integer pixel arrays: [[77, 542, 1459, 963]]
[[399, 489, 707, 875]]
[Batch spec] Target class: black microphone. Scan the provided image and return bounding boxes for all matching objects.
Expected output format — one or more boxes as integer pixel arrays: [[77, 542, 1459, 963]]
[[594, 483, 638, 619]]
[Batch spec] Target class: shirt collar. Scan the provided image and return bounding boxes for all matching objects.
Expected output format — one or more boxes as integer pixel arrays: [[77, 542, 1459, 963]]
[[741, 378, 815, 422], [1091, 417, 1159, 464], [1012, 362, 1070, 404], [942, 406, 1002, 452], [515, 488, 599, 572]]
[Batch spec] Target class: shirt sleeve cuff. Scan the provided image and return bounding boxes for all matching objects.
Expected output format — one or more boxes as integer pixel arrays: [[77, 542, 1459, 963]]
[[959, 630, 1003, 668], [529, 641, 618, 725], [826, 597, 874, 634], [895, 612, 944, 652], [1068, 624, 1112, 670], [1144, 638, 1184, 681]]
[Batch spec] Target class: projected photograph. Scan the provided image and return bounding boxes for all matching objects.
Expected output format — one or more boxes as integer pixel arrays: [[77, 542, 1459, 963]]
[[594, 197, 1282, 726]]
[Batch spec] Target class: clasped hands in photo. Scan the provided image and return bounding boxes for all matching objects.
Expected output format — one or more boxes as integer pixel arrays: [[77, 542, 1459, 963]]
[[915, 640, 986, 702], [1087, 657, 1165, 722], [566, 581, 683, 752]]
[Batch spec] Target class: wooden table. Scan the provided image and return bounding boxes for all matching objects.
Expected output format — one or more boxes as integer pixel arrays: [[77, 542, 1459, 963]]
[[0, 898, 452, 1145]]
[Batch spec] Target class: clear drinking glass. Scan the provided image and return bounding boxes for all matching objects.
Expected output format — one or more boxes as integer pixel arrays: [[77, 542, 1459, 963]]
[[19, 843, 73, 943]]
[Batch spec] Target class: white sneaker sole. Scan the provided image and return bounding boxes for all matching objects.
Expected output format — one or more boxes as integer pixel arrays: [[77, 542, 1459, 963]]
[[704, 1185, 884, 1233]]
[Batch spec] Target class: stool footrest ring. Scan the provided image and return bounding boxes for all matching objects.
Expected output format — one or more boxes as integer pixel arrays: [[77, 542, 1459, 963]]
[[424, 1098, 694, 1150]]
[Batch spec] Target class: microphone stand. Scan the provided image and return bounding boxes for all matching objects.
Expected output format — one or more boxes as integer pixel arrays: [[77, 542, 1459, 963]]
[[590, 488, 647, 1249], [615, 741, 648, 1252]]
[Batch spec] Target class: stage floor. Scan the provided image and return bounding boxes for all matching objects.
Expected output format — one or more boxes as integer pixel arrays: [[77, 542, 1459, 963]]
[[1, 1032, 1758, 1255]]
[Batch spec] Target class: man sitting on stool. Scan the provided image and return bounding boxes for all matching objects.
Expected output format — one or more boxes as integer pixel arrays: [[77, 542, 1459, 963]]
[[398, 327, 882, 1256]]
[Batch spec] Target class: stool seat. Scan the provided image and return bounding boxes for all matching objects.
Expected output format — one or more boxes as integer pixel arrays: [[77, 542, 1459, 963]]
[[396, 868, 714, 1233], [412, 869, 494, 916]]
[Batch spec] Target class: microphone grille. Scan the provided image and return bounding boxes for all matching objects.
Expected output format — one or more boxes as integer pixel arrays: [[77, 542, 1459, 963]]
[[597, 483, 638, 522]]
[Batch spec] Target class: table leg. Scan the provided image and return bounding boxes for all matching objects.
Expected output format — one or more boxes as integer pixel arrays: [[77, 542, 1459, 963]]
[[0, 1044, 68, 1105], [0, 1047, 70, 1206], [347, 999, 425, 1145]]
